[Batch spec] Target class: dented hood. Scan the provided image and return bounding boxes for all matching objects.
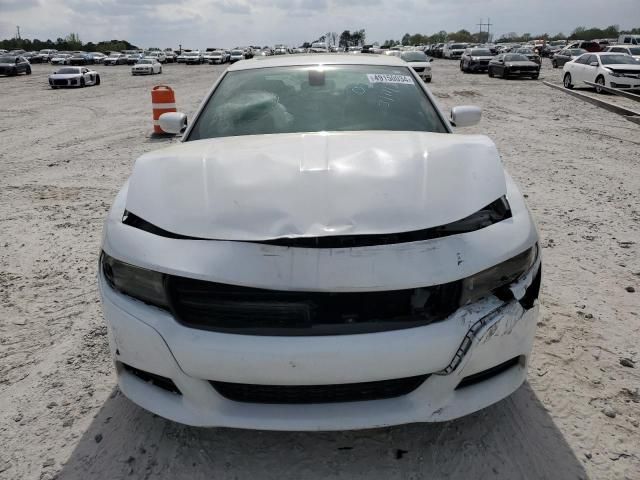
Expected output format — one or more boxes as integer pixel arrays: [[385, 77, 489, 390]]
[[125, 131, 507, 241]]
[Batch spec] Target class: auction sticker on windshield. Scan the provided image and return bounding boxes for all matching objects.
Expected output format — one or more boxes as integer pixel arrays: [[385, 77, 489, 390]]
[[367, 74, 414, 85]]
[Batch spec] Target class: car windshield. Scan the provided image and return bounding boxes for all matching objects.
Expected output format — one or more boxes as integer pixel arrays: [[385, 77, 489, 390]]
[[516, 49, 534, 54], [401, 52, 427, 62], [187, 65, 447, 141], [629, 48, 640, 55], [109, 54, 120, 58], [56, 68, 79, 74], [0, 56, 16, 62], [186, 52, 198, 56], [505, 54, 529, 62], [471, 49, 492, 56], [137, 60, 153, 64], [570, 49, 587, 56], [451, 44, 466, 49], [600, 55, 638, 65], [232, 50, 243, 55]]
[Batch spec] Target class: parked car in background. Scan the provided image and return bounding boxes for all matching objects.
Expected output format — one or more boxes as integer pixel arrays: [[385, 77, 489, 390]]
[[51, 53, 72, 65], [618, 34, 640, 45], [132, 58, 162, 75], [49, 66, 100, 88], [164, 49, 177, 63], [0, 55, 31, 75], [39, 49, 58, 62], [209, 50, 228, 64], [90, 52, 107, 64], [460, 47, 494, 72], [400, 50, 432, 82], [488, 53, 540, 79], [184, 51, 204, 64], [566, 40, 601, 52], [104, 53, 127, 65], [310, 42, 328, 53], [552, 48, 587, 68], [70, 53, 94, 65], [23, 52, 45, 63], [604, 45, 640, 61], [514, 48, 541, 65], [229, 49, 245, 62], [126, 53, 144, 65], [99, 54, 541, 431], [146, 51, 167, 64], [443, 43, 468, 59], [563, 52, 640, 93]]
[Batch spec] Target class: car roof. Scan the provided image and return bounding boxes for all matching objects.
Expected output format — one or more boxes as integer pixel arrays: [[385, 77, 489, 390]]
[[228, 54, 407, 71]]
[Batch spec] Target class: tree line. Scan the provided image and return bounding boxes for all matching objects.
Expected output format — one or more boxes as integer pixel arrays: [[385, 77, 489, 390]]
[[0, 33, 138, 53], [385, 24, 638, 47]]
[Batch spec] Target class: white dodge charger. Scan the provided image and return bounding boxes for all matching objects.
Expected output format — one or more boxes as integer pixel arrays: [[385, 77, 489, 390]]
[[99, 54, 541, 431]]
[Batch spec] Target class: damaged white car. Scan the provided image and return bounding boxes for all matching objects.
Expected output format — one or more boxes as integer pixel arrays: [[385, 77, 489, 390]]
[[99, 55, 541, 431]]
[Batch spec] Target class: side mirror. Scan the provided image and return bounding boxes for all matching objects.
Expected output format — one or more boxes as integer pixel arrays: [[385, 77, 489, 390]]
[[450, 105, 482, 128], [158, 112, 188, 134], [590, 61, 599, 67]]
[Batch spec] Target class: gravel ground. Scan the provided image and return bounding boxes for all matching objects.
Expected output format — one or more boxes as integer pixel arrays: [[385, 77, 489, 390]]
[[0, 58, 639, 480]]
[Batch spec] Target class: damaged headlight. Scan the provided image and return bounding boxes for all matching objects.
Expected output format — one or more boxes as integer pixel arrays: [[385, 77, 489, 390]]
[[460, 245, 538, 305], [100, 252, 169, 309]]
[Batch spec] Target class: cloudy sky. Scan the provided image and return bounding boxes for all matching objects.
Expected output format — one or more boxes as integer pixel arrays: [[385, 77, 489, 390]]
[[1, 0, 639, 48]]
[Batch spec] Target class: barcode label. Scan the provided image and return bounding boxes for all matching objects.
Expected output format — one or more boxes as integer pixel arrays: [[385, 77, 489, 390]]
[[367, 74, 414, 85]]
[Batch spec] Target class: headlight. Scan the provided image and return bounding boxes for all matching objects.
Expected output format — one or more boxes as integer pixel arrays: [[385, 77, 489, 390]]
[[460, 245, 538, 305], [605, 69, 621, 77], [471, 57, 479, 61], [100, 252, 169, 309]]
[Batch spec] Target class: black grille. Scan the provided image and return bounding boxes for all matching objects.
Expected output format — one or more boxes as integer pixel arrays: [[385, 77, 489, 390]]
[[52, 79, 68, 86], [210, 375, 429, 404], [412, 66, 425, 72], [167, 276, 461, 336]]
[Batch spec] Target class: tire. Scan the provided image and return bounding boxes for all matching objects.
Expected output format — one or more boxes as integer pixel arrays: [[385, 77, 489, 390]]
[[425, 78, 431, 83], [459, 62, 464, 72], [532, 74, 539, 80], [563, 73, 573, 89], [10, 67, 17, 76], [595, 75, 606, 94], [552, 60, 558, 68], [26, 66, 31, 75], [488, 67, 494, 78], [95, 75, 100, 85], [80, 78, 85, 88], [159, 67, 162, 74]]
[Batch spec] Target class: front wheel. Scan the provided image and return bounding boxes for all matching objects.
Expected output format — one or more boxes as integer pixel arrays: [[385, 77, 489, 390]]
[[552, 60, 558, 68], [595, 75, 606, 94], [488, 67, 494, 78], [532, 74, 539, 80], [424, 77, 431, 83], [95, 75, 100, 85], [26, 67, 32, 75], [563, 73, 573, 89], [159, 67, 162, 74], [80, 78, 85, 88]]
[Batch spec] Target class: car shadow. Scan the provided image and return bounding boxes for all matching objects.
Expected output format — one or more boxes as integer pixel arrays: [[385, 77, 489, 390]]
[[56, 382, 587, 479]]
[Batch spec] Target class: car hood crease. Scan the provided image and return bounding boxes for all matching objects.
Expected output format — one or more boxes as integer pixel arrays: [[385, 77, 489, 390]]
[[125, 131, 507, 241]]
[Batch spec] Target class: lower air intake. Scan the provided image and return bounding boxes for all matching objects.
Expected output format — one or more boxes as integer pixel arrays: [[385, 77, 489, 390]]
[[210, 375, 430, 404]]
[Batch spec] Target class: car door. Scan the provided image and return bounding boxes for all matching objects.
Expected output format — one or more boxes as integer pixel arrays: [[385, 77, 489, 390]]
[[558, 50, 570, 66], [581, 55, 599, 83], [81, 67, 91, 84], [570, 54, 589, 82]]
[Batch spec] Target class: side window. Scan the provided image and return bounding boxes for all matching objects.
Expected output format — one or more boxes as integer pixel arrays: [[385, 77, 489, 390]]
[[623, 37, 630, 44], [575, 55, 588, 64]]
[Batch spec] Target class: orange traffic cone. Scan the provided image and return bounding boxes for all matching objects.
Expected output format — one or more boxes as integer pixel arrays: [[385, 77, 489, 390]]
[[151, 85, 177, 134]]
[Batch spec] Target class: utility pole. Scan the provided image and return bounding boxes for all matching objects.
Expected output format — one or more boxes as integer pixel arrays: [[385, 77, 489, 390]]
[[477, 18, 493, 42], [16, 25, 21, 40]]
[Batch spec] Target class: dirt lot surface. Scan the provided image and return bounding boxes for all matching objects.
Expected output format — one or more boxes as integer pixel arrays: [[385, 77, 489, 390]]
[[1, 58, 639, 480]]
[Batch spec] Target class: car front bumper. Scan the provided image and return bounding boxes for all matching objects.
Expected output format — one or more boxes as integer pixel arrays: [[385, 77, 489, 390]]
[[99, 174, 540, 430]]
